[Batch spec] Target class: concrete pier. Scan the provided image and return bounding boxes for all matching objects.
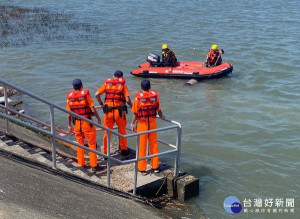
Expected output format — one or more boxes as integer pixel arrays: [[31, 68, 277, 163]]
[[0, 151, 170, 219], [1, 82, 200, 207], [0, 119, 199, 202]]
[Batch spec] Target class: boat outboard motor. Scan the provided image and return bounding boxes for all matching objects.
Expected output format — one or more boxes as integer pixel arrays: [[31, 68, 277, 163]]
[[147, 53, 161, 67]]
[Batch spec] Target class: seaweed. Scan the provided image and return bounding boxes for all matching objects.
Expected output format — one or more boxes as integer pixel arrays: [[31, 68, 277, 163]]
[[0, 5, 101, 47]]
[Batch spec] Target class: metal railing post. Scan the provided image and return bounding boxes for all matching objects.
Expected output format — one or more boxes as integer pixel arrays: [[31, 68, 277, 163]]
[[4, 85, 9, 134], [107, 130, 111, 188], [133, 135, 140, 195], [118, 130, 120, 151], [174, 126, 182, 176], [50, 105, 57, 169]]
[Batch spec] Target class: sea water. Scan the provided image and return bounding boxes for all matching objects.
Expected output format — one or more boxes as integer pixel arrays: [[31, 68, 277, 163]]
[[1, 1, 300, 218]]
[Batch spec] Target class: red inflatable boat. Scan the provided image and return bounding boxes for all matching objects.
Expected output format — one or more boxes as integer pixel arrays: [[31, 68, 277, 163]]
[[131, 53, 233, 80]]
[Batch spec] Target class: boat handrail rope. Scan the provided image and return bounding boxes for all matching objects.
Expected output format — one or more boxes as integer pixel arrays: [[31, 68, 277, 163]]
[[0, 78, 182, 195]]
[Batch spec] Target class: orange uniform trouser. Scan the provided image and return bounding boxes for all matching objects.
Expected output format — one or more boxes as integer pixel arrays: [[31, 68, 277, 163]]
[[74, 119, 97, 167], [137, 118, 159, 171], [103, 109, 127, 154]]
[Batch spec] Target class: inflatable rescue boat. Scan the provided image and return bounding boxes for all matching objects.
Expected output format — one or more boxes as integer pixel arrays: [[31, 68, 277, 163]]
[[130, 53, 233, 80]]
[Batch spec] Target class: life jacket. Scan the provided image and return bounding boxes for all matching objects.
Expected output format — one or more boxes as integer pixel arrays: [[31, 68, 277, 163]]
[[66, 89, 92, 118], [207, 49, 220, 64], [162, 48, 177, 62], [135, 90, 159, 118], [104, 77, 126, 105]]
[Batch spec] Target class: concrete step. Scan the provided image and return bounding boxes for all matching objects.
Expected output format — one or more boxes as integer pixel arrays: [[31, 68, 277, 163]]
[[0, 132, 199, 202], [0, 133, 168, 195]]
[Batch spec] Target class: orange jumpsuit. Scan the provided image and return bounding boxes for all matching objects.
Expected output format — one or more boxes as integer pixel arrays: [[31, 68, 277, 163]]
[[132, 90, 161, 172], [66, 90, 97, 167], [96, 78, 130, 154]]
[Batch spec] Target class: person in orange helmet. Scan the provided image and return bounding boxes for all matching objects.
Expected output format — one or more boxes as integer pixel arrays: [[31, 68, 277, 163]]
[[95, 70, 132, 157], [66, 79, 101, 170], [131, 80, 165, 175], [205, 44, 224, 67]]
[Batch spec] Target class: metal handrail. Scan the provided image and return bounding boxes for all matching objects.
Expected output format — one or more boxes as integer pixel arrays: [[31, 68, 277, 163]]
[[0, 78, 182, 195]]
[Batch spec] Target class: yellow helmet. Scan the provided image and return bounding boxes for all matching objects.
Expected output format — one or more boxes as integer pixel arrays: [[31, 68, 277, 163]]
[[211, 44, 218, 50], [162, 44, 168, 50]]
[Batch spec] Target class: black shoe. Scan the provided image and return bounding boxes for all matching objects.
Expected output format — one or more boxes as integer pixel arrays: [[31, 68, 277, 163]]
[[139, 171, 147, 176], [91, 166, 102, 171], [121, 149, 129, 156], [153, 168, 160, 173]]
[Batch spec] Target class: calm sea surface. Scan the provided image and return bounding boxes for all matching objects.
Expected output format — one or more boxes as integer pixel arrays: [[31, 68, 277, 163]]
[[1, 0, 300, 218]]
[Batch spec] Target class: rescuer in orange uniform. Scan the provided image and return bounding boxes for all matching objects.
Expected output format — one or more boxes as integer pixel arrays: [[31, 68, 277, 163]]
[[205, 44, 224, 67], [95, 70, 132, 156], [66, 79, 101, 170], [131, 80, 165, 175]]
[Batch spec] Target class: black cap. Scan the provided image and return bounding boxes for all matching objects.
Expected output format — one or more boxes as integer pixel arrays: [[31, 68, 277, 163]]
[[141, 80, 151, 90], [72, 79, 82, 89], [114, 70, 123, 78]]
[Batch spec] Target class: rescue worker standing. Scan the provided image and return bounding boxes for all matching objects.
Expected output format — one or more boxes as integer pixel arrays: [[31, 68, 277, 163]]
[[161, 44, 177, 67], [66, 79, 101, 170], [205, 44, 224, 67], [95, 70, 132, 156], [131, 80, 165, 175]]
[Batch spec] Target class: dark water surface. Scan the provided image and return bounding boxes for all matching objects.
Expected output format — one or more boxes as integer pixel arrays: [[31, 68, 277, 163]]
[[1, 0, 300, 218]]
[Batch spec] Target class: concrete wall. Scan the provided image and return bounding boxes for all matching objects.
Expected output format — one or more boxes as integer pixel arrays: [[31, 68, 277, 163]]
[[0, 117, 76, 159]]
